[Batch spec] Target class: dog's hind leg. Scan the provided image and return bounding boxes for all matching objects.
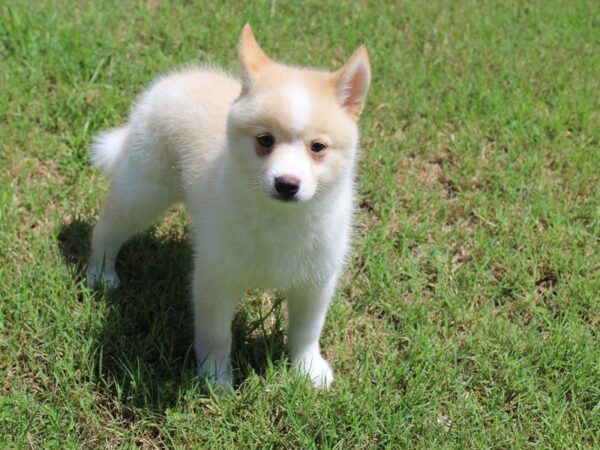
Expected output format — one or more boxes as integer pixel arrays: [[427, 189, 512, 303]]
[[87, 164, 178, 289]]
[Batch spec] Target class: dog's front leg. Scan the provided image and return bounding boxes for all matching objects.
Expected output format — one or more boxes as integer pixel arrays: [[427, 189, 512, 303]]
[[192, 269, 240, 390], [286, 274, 339, 389]]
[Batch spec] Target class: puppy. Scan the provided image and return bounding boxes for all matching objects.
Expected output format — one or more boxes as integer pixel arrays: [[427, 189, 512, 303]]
[[87, 24, 371, 389]]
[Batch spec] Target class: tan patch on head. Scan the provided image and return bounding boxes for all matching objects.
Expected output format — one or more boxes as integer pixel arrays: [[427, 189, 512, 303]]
[[230, 50, 360, 174], [237, 24, 370, 124], [254, 67, 355, 139]]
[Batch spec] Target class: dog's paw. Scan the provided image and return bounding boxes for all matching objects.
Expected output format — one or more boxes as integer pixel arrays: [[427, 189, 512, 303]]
[[87, 265, 121, 289], [198, 360, 233, 394], [293, 353, 334, 389]]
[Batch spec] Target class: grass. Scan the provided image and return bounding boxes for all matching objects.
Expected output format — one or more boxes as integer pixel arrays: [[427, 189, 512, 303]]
[[1, 0, 598, 447]]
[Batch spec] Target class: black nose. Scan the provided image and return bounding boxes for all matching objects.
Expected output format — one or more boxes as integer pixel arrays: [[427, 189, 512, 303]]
[[274, 176, 300, 199]]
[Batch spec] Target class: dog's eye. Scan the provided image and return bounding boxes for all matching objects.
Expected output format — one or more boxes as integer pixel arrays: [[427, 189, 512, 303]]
[[256, 134, 275, 148], [311, 142, 327, 153]]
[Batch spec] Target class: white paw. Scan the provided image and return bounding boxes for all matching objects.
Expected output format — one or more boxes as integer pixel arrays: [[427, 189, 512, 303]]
[[293, 353, 334, 389], [198, 359, 233, 393], [87, 265, 121, 289]]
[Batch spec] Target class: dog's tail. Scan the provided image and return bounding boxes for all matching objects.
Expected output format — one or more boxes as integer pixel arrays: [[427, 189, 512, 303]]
[[90, 126, 129, 176]]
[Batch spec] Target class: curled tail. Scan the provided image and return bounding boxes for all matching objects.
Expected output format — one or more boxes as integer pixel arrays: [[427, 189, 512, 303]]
[[90, 126, 129, 176]]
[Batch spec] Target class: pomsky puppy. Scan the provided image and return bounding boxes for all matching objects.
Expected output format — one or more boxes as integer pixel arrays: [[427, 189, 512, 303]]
[[87, 24, 371, 389]]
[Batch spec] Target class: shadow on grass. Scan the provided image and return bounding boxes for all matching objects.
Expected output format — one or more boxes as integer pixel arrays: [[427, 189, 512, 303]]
[[57, 218, 286, 412]]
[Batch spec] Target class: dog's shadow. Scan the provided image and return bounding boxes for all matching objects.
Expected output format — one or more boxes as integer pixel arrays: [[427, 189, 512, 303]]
[[58, 218, 286, 411]]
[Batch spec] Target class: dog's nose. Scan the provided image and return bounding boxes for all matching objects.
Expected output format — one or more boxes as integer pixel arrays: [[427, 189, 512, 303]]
[[274, 175, 300, 199]]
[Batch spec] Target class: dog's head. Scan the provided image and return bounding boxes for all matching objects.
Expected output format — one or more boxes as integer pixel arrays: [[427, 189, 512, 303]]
[[227, 24, 371, 204]]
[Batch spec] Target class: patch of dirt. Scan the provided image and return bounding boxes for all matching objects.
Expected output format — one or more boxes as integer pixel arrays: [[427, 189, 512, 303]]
[[393, 149, 459, 200], [535, 267, 558, 298], [449, 241, 473, 273]]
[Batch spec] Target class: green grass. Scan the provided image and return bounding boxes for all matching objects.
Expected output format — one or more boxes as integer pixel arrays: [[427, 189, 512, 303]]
[[1, 0, 599, 447]]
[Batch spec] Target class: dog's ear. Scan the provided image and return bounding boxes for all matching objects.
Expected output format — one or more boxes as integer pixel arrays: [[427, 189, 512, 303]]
[[331, 45, 371, 121], [239, 24, 272, 90]]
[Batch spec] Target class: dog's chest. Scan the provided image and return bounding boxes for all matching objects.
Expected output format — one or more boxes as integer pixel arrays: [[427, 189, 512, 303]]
[[196, 206, 348, 290]]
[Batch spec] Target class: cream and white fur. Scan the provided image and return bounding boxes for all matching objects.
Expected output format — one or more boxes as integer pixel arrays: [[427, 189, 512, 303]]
[[87, 25, 371, 389]]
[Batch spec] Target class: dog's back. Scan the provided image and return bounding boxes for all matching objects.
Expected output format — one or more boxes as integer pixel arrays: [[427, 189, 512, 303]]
[[91, 68, 241, 186]]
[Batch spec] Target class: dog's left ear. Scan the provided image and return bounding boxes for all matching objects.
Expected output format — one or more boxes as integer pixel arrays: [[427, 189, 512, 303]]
[[332, 45, 371, 121], [239, 23, 272, 91]]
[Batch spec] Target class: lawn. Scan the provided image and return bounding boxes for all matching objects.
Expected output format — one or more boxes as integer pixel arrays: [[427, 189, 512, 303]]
[[1, 0, 598, 447]]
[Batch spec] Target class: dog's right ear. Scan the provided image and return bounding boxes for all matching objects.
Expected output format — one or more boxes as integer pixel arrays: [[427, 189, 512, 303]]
[[239, 24, 272, 91]]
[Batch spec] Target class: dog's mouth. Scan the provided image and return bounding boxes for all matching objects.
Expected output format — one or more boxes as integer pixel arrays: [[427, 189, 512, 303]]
[[270, 192, 300, 203]]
